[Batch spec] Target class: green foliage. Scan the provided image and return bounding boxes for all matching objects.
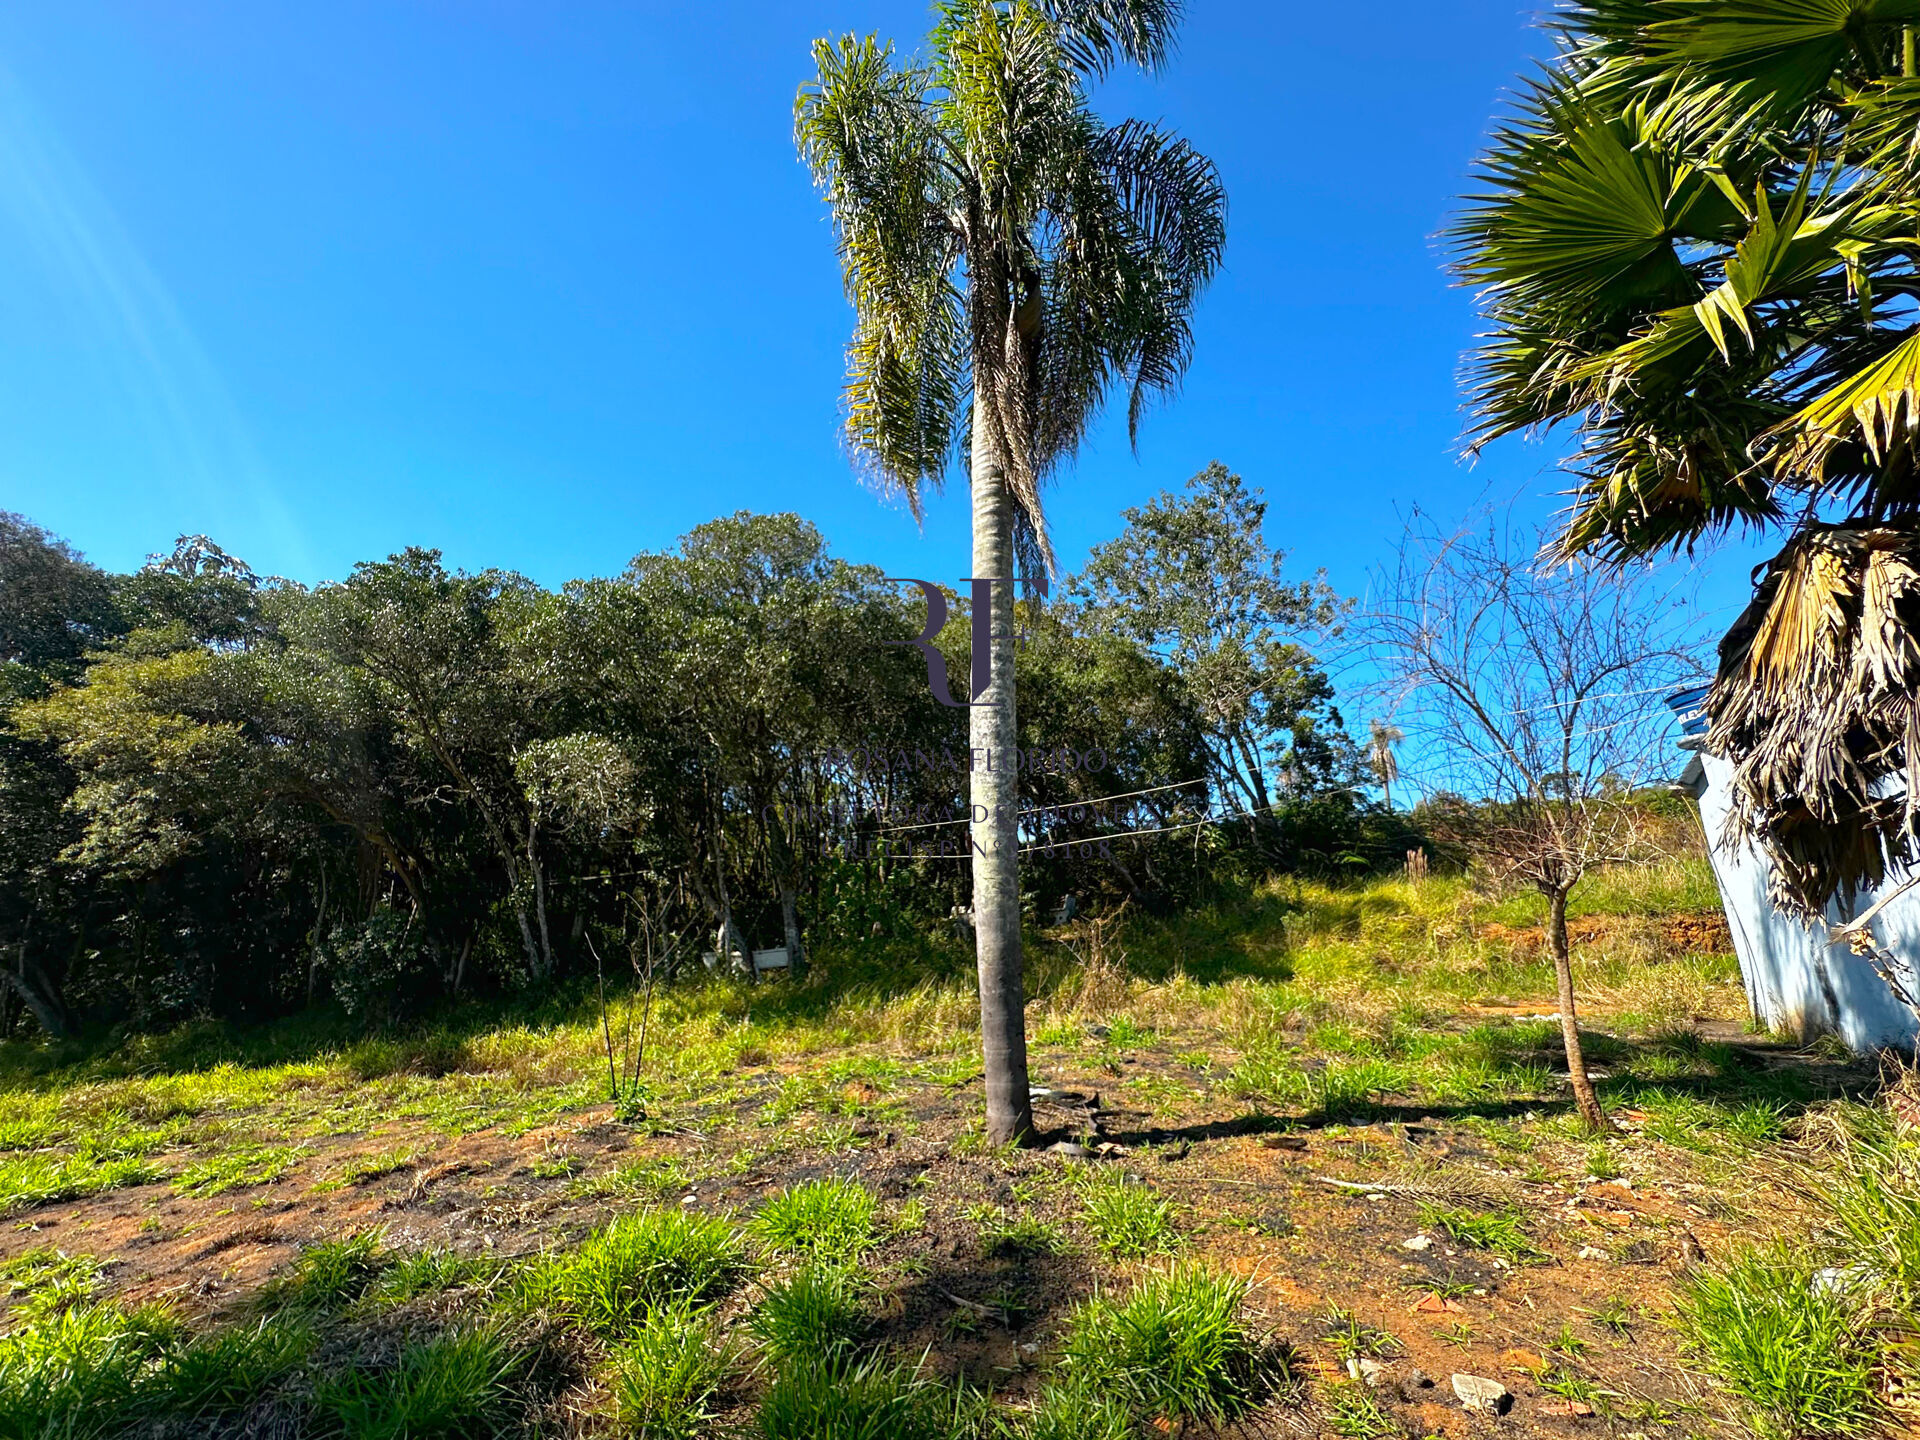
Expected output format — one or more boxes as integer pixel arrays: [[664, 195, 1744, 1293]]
[[1321, 1382, 1398, 1439], [174, 1143, 305, 1197], [147, 1317, 313, 1417], [1417, 1204, 1545, 1262], [0, 1301, 183, 1438], [1002, 1380, 1132, 1440], [1074, 1168, 1179, 1258], [268, 1231, 390, 1312], [1058, 1265, 1280, 1427], [1674, 1245, 1881, 1440], [610, 1300, 735, 1440], [312, 1326, 521, 1440], [750, 1178, 880, 1260], [747, 1262, 870, 1363], [540, 1210, 745, 1339], [756, 1353, 955, 1440], [0, 1154, 158, 1214]]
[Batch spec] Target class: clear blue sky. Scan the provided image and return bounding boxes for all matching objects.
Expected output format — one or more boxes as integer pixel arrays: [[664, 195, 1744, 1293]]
[[0, 1, 1742, 624]]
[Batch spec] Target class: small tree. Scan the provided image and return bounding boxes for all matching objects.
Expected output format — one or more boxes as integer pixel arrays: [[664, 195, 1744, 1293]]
[[1358, 515, 1701, 1131], [1367, 719, 1403, 812]]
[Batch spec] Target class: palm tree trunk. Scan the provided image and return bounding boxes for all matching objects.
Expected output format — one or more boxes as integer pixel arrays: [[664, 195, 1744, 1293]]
[[1547, 887, 1610, 1132], [970, 411, 1034, 1148]]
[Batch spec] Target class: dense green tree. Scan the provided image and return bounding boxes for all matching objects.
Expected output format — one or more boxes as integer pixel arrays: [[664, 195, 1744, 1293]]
[[1076, 463, 1355, 860], [797, 0, 1225, 1145]]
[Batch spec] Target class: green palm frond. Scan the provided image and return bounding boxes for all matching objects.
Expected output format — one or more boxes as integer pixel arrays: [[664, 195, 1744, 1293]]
[[799, 1, 1220, 570]]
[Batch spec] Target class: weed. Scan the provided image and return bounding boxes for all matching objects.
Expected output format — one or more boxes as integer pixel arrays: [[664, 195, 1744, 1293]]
[[1417, 1203, 1545, 1262], [611, 1300, 735, 1440], [1074, 1169, 1179, 1259], [369, 1249, 502, 1305], [1438, 1321, 1474, 1348], [751, 1178, 879, 1260], [747, 1261, 869, 1362], [148, 1317, 313, 1416], [1549, 1321, 1588, 1357], [1322, 1382, 1398, 1438], [313, 1325, 520, 1439], [1583, 1145, 1622, 1180], [1584, 1296, 1634, 1337], [1007, 1379, 1132, 1440], [969, 1205, 1066, 1257], [1674, 1244, 1880, 1440], [1059, 1265, 1282, 1427], [1102, 1017, 1154, 1050], [1322, 1306, 1400, 1362], [541, 1209, 744, 1338], [332, 1148, 420, 1187], [0, 1248, 101, 1317]]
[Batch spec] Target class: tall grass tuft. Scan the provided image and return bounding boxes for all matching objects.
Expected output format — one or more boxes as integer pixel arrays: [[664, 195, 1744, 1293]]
[[750, 1178, 880, 1260], [1058, 1265, 1281, 1427], [747, 1261, 870, 1363], [0, 1301, 183, 1438], [541, 1209, 745, 1339], [610, 1300, 735, 1440], [1073, 1168, 1179, 1258], [312, 1325, 521, 1440], [756, 1353, 956, 1440], [1673, 1244, 1880, 1440]]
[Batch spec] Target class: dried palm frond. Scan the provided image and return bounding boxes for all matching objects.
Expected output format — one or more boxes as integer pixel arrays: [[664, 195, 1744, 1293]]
[[1706, 521, 1920, 918]]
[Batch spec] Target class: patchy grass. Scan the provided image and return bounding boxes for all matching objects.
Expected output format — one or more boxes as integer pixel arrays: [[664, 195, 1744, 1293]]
[[0, 858, 1879, 1439]]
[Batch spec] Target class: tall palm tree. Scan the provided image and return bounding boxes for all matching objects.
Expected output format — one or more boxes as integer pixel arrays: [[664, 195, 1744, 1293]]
[[1453, 0, 1920, 920], [1368, 718, 1403, 812], [797, 0, 1224, 1144]]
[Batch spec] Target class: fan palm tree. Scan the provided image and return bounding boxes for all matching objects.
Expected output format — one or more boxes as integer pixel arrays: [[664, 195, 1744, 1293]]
[[1453, 0, 1920, 918], [1368, 719, 1403, 812], [797, 0, 1224, 1144]]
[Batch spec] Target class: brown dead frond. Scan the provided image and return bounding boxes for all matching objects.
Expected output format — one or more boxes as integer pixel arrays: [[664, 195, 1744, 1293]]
[[1706, 520, 1920, 918]]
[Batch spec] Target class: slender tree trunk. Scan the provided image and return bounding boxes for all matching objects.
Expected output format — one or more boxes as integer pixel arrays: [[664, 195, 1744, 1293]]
[[1547, 887, 1610, 1132], [969, 411, 1034, 1147], [528, 826, 554, 979]]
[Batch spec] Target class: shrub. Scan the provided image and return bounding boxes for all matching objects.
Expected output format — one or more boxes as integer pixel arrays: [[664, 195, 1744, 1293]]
[[1058, 1265, 1280, 1427], [545, 1210, 745, 1338], [750, 1179, 880, 1260], [1673, 1245, 1880, 1440], [747, 1262, 870, 1362], [1073, 1169, 1179, 1258], [312, 1326, 520, 1440], [610, 1300, 735, 1439]]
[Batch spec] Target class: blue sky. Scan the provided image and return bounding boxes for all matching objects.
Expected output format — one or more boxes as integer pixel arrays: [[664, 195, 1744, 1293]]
[[0, 1, 1747, 629]]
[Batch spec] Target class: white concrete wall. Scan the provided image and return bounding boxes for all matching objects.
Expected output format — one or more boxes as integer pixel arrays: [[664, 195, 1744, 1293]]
[[1694, 751, 1920, 1051]]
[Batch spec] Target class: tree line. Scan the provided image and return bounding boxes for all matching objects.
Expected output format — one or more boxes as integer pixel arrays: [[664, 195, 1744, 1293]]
[[0, 464, 1403, 1039]]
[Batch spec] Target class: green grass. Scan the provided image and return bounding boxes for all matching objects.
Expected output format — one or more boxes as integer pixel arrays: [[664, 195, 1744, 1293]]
[[147, 1316, 314, 1417], [537, 1209, 745, 1339], [1058, 1265, 1282, 1428], [750, 1178, 880, 1260], [756, 1353, 959, 1440], [747, 1261, 870, 1363], [1417, 1203, 1546, 1262], [1321, 1382, 1398, 1439], [0, 1301, 185, 1436], [312, 1325, 521, 1440], [0, 1154, 159, 1213], [173, 1143, 306, 1197], [267, 1231, 390, 1312], [610, 1300, 735, 1440], [970, 1205, 1067, 1257], [1674, 1245, 1882, 1440], [1073, 1169, 1179, 1259]]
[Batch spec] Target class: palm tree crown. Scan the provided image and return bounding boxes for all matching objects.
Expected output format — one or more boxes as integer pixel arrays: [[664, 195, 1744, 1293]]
[[1453, 0, 1920, 917], [796, 0, 1225, 566]]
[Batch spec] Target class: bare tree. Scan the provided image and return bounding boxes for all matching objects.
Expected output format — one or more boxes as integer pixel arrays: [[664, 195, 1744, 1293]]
[[1357, 515, 1703, 1131]]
